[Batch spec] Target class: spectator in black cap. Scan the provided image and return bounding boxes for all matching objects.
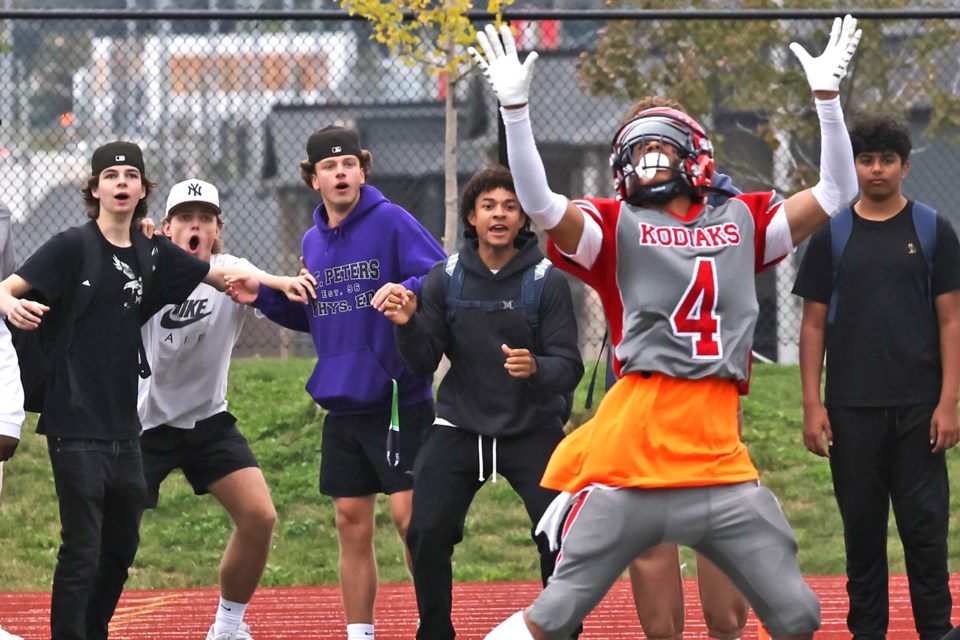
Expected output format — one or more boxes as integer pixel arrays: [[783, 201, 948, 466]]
[[228, 124, 446, 640], [0, 142, 313, 640]]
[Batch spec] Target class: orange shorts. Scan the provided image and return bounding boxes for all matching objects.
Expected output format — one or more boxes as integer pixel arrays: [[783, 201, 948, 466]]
[[542, 372, 759, 493]]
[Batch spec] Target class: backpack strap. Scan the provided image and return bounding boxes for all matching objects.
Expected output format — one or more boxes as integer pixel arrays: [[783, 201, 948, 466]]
[[443, 253, 465, 324], [912, 201, 937, 307], [827, 207, 854, 325], [444, 254, 553, 343], [69, 221, 103, 323], [520, 258, 552, 346], [443, 253, 527, 315], [130, 227, 157, 379], [132, 227, 158, 305]]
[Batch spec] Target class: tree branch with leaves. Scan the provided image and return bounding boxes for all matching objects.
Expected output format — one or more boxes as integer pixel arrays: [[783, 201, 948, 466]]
[[341, 0, 514, 253]]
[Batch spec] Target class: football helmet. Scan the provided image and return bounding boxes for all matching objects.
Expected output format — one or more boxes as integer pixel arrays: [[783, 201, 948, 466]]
[[610, 107, 715, 206]]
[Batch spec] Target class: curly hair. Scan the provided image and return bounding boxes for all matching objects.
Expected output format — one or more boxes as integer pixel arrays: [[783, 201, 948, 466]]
[[458, 166, 529, 239], [849, 113, 912, 161], [81, 173, 156, 227]]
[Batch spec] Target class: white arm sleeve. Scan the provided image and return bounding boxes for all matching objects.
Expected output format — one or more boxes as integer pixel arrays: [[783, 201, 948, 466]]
[[556, 204, 603, 269], [763, 205, 796, 265], [810, 96, 858, 217], [500, 106, 569, 230]]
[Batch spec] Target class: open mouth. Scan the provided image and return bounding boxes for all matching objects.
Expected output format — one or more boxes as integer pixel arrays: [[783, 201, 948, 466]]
[[189, 235, 200, 252], [115, 193, 130, 202]]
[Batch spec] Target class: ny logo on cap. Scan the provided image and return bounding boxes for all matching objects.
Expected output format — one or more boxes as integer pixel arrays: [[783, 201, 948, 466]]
[[115, 154, 126, 162], [188, 183, 202, 197], [332, 146, 342, 153]]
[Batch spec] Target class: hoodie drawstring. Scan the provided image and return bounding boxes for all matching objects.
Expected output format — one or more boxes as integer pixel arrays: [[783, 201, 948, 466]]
[[477, 434, 498, 483]]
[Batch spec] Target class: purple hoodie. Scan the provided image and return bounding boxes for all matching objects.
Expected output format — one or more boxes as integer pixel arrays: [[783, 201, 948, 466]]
[[254, 185, 445, 415]]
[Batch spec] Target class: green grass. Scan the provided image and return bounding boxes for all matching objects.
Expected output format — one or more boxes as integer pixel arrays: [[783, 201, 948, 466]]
[[1, 360, 958, 590]]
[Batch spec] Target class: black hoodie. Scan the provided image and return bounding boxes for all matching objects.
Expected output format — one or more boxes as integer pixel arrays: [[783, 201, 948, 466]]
[[396, 232, 583, 438]]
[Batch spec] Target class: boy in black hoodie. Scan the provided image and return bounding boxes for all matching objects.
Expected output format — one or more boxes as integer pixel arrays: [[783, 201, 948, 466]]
[[377, 166, 583, 639]]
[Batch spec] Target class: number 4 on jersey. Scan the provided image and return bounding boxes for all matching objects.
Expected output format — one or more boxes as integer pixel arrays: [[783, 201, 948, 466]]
[[671, 257, 722, 360]]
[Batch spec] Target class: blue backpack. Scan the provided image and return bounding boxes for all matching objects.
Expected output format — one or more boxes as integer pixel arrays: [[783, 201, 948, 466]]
[[442, 253, 573, 423], [828, 202, 937, 325]]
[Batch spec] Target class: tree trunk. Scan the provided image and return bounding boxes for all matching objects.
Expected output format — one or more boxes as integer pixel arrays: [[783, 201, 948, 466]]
[[442, 36, 459, 255]]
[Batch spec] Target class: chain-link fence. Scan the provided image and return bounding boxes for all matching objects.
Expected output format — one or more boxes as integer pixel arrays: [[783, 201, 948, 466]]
[[4, 8, 960, 362]]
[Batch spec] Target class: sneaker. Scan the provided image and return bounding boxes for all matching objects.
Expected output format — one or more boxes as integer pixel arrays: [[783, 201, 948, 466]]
[[205, 622, 254, 640], [0, 625, 23, 640]]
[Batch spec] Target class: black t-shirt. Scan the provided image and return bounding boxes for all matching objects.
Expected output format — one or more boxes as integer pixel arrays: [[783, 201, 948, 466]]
[[17, 223, 210, 438], [793, 201, 960, 407]]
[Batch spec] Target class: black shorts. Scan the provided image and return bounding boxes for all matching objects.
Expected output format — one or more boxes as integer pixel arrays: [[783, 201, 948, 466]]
[[319, 400, 432, 498], [140, 411, 259, 509]]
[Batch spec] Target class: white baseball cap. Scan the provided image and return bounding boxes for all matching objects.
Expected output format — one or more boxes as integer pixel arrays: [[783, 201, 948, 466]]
[[165, 179, 221, 218]]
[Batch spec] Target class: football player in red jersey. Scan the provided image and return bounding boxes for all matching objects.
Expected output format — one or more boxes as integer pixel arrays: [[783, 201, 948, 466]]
[[470, 15, 861, 640]]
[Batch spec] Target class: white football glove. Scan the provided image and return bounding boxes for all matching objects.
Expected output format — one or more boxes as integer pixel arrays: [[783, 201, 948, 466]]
[[789, 14, 862, 92], [468, 24, 539, 107]]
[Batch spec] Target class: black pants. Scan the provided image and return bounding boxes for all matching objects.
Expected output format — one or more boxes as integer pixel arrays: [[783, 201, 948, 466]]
[[47, 437, 147, 640], [408, 425, 564, 640], [828, 404, 952, 640]]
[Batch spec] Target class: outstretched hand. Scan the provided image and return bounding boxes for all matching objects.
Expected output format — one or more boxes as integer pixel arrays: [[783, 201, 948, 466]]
[[139, 217, 157, 238], [280, 274, 317, 304], [468, 23, 539, 108], [373, 283, 416, 325], [3, 297, 48, 330], [790, 14, 861, 94], [223, 275, 261, 305]]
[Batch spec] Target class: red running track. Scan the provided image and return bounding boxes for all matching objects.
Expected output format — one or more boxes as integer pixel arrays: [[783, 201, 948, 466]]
[[1, 575, 958, 639]]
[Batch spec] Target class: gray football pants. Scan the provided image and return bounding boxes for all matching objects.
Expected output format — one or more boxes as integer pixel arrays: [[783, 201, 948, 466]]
[[527, 482, 820, 639]]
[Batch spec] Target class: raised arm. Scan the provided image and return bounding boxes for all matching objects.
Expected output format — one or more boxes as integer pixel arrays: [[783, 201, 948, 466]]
[[207, 264, 316, 303], [470, 25, 596, 258], [782, 15, 862, 246]]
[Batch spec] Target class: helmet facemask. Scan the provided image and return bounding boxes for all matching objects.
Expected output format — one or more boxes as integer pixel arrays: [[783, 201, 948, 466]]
[[611, 109, 715, 207]]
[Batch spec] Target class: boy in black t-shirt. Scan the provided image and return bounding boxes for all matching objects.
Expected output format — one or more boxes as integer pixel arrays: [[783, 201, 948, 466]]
[[793, 114, 960, 640], [0, 142, 312, 640]]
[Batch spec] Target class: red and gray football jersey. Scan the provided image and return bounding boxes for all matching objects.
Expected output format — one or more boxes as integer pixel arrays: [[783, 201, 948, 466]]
[[548, 193, 783, 383]]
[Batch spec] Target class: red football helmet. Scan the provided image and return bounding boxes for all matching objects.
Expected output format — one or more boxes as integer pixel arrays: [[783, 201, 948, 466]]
[[610, 107, 715, 205]]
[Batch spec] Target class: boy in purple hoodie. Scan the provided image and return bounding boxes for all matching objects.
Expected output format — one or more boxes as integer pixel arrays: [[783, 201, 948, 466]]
[[229, 126, 445, 640]]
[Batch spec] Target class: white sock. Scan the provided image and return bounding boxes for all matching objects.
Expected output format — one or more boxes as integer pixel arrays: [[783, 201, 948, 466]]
[[485, 611, 535, 639], [346, 623, 375, 639], [213, 597, 248, 636]]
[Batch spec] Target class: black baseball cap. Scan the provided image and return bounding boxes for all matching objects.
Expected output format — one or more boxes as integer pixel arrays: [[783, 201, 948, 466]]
[[306, 126, 362, 166], [91, 141, 145, 176]]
